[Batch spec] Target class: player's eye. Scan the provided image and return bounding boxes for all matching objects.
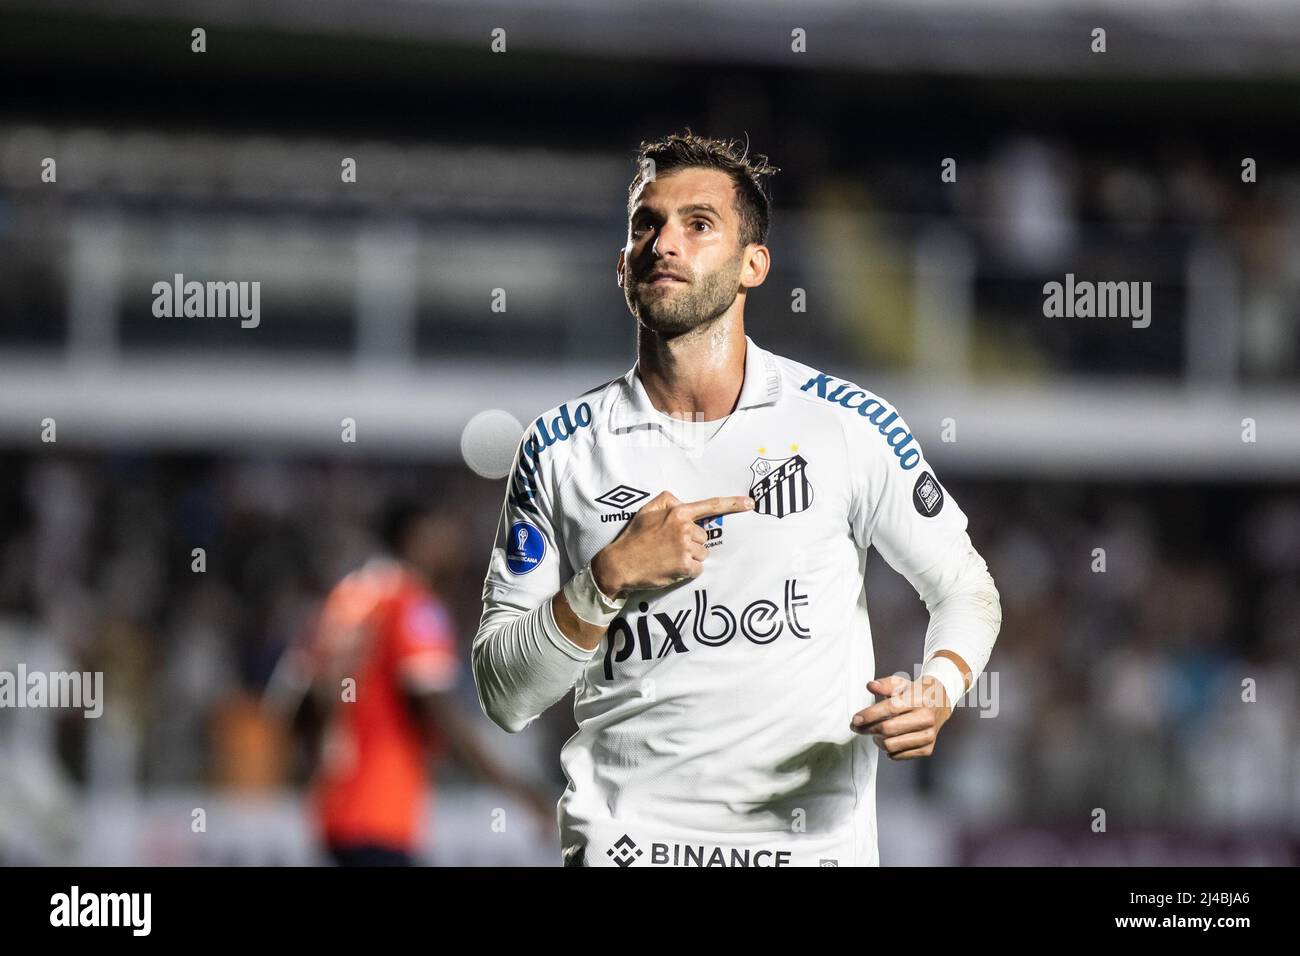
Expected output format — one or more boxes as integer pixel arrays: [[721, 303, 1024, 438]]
[[691, 219, 712, 232]]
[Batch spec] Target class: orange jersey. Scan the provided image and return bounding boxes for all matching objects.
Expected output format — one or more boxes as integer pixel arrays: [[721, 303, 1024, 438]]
[[307, 558, 459, 850]]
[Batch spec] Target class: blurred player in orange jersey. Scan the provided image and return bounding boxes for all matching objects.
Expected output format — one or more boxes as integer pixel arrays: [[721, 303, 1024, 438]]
[[269, 498, 555, 866]]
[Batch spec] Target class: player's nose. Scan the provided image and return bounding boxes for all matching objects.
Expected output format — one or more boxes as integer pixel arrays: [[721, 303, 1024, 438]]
[[651, 221, 687, 259]]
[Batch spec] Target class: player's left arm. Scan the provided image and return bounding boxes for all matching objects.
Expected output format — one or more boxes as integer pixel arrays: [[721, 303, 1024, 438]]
[[844, 399, 1002, 760]]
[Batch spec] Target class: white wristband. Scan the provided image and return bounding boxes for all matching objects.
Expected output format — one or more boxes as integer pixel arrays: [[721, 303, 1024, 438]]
[[921, 656, 967, 711], [563, 563, 627, 627]]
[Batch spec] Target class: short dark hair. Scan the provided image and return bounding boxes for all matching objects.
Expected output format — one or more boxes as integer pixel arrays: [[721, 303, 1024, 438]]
[[627, 129, 780, 248]]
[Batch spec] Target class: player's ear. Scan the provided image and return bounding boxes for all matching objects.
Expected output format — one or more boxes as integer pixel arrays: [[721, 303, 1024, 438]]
[[615, 248, 626, 288], [740, 243, 770, 289]]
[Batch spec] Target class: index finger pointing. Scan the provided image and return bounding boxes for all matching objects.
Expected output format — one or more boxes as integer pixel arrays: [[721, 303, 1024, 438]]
[[678, 496, 756, 521]]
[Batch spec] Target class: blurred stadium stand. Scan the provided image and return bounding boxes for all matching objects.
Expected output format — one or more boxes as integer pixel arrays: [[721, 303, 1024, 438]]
[[0, 0, 1297, 864]]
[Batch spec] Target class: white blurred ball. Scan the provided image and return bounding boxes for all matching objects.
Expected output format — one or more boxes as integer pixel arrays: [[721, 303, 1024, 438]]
[[461, 410, 523, 479]]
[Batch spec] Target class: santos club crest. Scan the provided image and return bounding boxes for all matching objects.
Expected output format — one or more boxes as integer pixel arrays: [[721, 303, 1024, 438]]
[[748, 454, 813, 518]]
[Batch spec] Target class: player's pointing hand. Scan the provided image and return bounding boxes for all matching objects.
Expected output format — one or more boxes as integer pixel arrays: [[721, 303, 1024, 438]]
[[590, 491, 754, 598], [849, 674, 953, 761]]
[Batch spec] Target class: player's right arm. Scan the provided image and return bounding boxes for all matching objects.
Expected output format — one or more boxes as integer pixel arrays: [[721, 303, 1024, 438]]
[[472, 430, 587, 734], [472, 433, 752, 733]]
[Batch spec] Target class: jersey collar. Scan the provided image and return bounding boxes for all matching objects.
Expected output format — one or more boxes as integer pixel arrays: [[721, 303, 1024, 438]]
[[610, 334, 782, 430]]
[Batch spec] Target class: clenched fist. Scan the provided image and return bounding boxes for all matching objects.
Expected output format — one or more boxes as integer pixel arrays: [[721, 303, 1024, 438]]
[[591, 491, 754, 598]]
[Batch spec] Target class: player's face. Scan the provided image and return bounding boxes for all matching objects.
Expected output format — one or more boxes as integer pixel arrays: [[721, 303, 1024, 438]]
[[619, 167, 751, 337]]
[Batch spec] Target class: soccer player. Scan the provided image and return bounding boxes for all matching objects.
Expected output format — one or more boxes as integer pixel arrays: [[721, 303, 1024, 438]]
[[472, 131, 1002, 867], [270, 498, 554, 866]]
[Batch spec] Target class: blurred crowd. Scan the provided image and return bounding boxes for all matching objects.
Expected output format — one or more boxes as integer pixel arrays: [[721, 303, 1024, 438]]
[[870, 480, 1300, 832], [1, 452, 1296, 864], [790, 134, 1300, 382], [4, 129, 1299, 384]]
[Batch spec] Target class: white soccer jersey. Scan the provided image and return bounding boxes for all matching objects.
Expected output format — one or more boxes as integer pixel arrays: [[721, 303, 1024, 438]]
[[474, 334, 999, 867]]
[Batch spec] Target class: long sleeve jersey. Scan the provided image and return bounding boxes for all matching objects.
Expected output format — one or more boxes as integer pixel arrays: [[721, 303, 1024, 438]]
[[473, 334, 1002, 867]]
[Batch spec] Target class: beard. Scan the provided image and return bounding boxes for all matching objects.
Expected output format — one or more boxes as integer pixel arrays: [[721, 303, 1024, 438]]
[[624, 250, 744, 337]]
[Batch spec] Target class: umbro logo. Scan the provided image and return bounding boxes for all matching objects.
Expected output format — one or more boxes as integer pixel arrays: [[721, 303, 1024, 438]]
[[607, 834, 643, 867], [595, 485, 649, 523], [595, 485, 649, 510]]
